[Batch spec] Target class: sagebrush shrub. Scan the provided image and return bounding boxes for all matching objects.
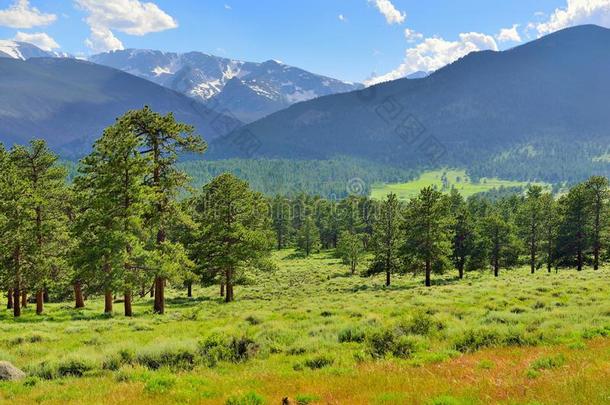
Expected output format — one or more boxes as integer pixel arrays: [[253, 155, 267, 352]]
[[198, 334, 259, 366], [452, 329, 502, 353], [338, 326, 366, 343], [30, 357, 96, 379], [365, 326, 419, 359], [365, 328, 396, 359], [135, 343, 197, 370], [398, 312, 445, 336], [392, 335, 418, 359], [530, 354, 565, 371], [302, 355, 334, 369]]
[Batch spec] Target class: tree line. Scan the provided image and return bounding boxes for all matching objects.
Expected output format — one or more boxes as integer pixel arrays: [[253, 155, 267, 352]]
[[1, 108, 608, 318]]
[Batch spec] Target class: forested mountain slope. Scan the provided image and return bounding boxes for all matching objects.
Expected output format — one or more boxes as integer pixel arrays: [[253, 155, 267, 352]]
[[210, 25, 610, 182]]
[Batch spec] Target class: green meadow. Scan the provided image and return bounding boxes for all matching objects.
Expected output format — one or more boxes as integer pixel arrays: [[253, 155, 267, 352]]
[[1, 250, 608, 404], [371, 170, 547, 201]]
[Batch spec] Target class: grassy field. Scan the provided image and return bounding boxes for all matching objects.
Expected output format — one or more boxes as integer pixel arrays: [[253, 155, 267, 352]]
[[0, 250, 609, 404], [371, 170, 547, 201]]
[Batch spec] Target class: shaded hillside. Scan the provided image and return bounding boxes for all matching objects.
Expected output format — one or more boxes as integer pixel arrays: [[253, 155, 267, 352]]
[[210, 25, 610, 182], [0, 58, 241, 156]]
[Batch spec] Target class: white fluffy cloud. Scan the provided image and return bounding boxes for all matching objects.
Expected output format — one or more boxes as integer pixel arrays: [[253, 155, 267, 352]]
[[536, 0, 610, 35], [369, 0, 406, 25], [0, 0, 56, 28], [84, 25, 124, 53], [13, 31, 59, 50], [496, 24, 522, 43], [404, 28, 423, 43], [338, 14, 347, 22], [367, 32, 498, 85], [76, 0, 178, 52]]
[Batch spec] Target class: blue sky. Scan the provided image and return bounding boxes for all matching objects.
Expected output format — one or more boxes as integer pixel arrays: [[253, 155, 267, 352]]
[[1, 0, 609, 82]]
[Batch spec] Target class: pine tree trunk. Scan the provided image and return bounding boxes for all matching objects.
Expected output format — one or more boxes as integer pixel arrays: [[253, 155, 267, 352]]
[[187, 282, 192, 298], [385, 269, 391, 287], [153, 228, 166, 314], [594, 208, 600, 270], [74, 282, 85, 308], [425, 259, 431, 287], [13, 246, 21, 317], [36, 290, 43, 315], [458, 263, 464, 279], [104, 290, 113, 314], [7, 289, 13, 309], [153, 277, 165, 314], [577, 247, 583, 271], [493, 255, 499, 277], [220, 283, 225, 297], [21, 291, 27, 308], [225, 268, 234, 303], [13, 288, 20, 318], [43, 289, 49, 303], [124, 291, 132, 317]]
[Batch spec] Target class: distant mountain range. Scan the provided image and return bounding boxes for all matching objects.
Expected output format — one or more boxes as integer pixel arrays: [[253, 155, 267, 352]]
[[209, 25, 610, 182], [1, 25, 610, 184], [90, 50, 363, 123], [0, 58, 240, 157]]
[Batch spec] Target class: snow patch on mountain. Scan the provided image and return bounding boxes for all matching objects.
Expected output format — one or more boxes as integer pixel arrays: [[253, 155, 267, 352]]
[[0, 41, 70, 60], [0, 40, 24, 59], [153, 66, 172, 76], [285, 88, 318, 103]]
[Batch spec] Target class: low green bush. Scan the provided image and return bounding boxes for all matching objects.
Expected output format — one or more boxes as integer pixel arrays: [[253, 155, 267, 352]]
[[301, 355, 334, 370], [366, 328, 397, 359], [398, 312, 445, 336], [230, 336, 260, 363], [57, 358, 95, 377], [392, 335, 418, 359], [135, 343, 197, 370], [338, 326, 366, 343], [530, 354, 566, 371], [31, 357, 96, 379], [198, 334, 259, 366], [452, 329, 503, 353], [103, 348, 135, 371], [365, 327, 419, 359]]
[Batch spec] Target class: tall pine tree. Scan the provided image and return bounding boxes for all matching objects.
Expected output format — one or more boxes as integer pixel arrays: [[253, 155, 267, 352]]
[[120, 107, 206, 314], [368, 194, 402, 286], [402, 187, 453, 287], [191, 174, 274, 302]]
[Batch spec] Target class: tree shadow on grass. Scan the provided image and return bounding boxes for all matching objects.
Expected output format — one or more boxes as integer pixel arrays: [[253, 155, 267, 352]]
[[164, 296, 212, 307], [0, 310, 119, 324], [344, 283, 419, 293], [283, 252, 308, 260], [429, 275, 465, 287]]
